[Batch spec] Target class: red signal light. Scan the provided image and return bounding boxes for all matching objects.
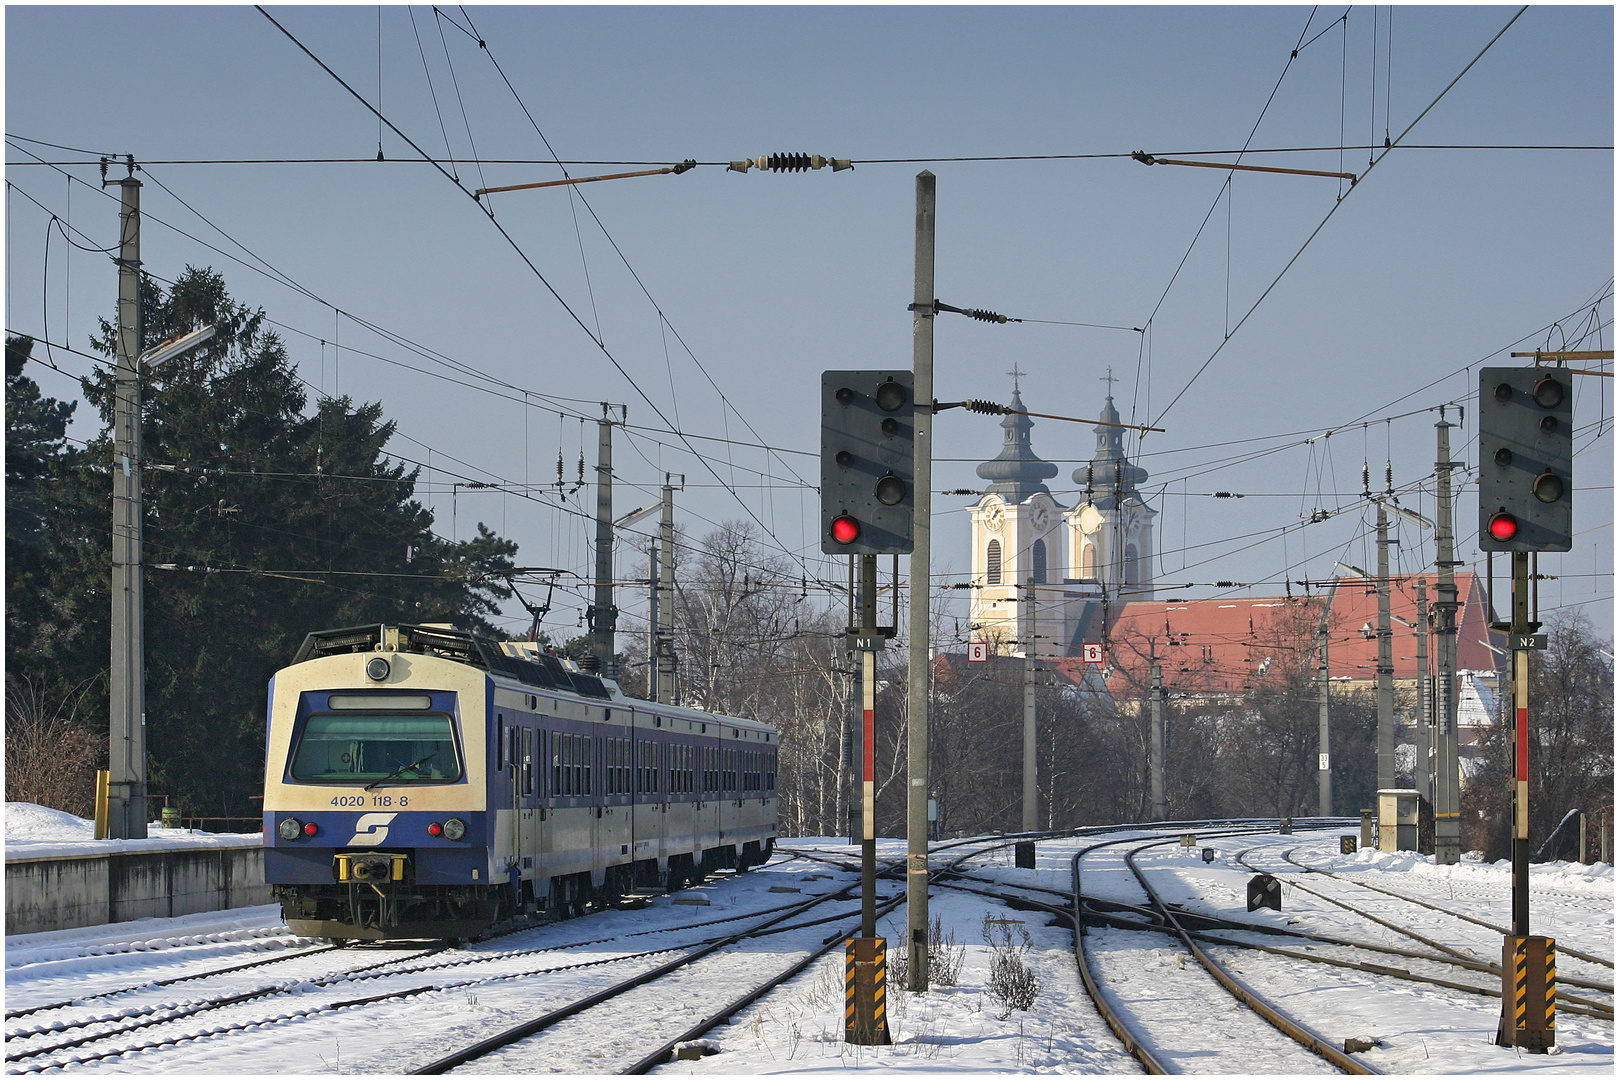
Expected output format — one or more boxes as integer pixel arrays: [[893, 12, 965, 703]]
[[830, 515, 860, 545], [302, 821, 319, 836], [1488, 512, 1518, 542], [427, 821, 444, 837]]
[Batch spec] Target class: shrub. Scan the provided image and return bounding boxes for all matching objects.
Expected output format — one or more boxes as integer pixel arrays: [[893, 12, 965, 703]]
[[981, 913, 1040, 1018]]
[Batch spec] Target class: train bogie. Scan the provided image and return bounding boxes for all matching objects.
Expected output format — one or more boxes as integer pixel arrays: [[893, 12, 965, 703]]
[[262, 625, 778, 940]]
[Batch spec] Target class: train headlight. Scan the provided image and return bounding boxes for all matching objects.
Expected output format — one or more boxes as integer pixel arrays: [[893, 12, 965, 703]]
[[366, 656, 391, 681], [277, 818, 303, 841], [442, 817, 467, 841]]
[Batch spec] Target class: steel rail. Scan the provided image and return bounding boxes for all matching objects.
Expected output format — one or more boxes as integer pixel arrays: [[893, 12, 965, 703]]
[[940, 876, 1612, 1031], [3, 942, 349, 1021], [1061, 822, 1338, 1074], [409, 870, 884, 1074], [1280, 849, 1615, 971], [5, 875, 835, 1059], [1124, 835, 1379, 1074], [1238, 848, 1612, 1009]]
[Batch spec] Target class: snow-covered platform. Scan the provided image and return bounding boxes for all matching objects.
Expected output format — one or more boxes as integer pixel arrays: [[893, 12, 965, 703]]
[[5, 804, 267, 934]]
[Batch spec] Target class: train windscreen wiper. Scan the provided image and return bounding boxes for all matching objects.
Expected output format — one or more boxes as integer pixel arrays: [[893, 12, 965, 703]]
[[366, 755, 435, 792]]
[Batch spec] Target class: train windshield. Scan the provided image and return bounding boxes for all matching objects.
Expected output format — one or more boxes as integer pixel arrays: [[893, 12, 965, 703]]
[[290, 713, 462, 784]]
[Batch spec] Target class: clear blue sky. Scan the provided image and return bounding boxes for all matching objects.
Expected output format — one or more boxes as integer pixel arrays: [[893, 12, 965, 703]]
[[7, 5, 1612, 643]]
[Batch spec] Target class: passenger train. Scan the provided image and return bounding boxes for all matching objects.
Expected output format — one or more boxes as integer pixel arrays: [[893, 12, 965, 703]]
[[263, 623, 778, 941]]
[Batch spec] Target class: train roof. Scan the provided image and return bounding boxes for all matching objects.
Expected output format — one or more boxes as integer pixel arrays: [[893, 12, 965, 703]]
[[291, 623, 613, 700], [288, 624, 775, 733]]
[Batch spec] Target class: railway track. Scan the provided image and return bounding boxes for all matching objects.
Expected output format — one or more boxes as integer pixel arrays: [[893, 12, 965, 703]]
[[1230, 846, 1613, 1016], [4, 861, 876, 1074], [1274, 847, 1615, 971], [410, 832, 1060, 1073]]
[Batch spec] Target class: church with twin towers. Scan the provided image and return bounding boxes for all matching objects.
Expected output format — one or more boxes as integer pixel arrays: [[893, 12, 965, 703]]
[[967, 369, 1155, 659]]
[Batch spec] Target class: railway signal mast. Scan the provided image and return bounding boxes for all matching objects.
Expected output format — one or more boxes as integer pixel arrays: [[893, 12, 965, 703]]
[[822, 367, 913, 1045], [1478, 364, 1574, 1053]]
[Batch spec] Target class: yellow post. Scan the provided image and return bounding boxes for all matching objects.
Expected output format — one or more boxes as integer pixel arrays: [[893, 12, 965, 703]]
[[1497, 936, 1556, 1051], [845, 937, 891, 1045], [93, 769, 111, 840]]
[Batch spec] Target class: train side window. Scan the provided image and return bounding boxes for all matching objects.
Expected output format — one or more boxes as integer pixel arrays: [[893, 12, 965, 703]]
[[497, 715, 505, 771]]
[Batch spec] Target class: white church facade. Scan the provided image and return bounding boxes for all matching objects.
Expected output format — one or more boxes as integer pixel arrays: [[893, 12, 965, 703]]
[[968, 383, 1155, 660]]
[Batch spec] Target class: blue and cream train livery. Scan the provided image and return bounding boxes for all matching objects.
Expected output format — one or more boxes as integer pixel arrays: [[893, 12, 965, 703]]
[[264, 624, 778, 941]]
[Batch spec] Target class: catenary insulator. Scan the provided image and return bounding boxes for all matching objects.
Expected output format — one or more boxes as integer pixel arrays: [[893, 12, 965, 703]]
[[965, 308, 1009, 323], [964, 399, 1007, 415], [766, 152, 812, 172]]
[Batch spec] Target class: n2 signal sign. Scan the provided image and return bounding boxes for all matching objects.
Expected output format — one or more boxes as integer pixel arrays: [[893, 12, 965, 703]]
[[967, 642, 988, 663], [1082, 642, 1104, 664]]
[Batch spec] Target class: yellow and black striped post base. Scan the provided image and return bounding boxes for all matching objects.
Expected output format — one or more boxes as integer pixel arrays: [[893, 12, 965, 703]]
[[845, 937, 892, 1045], [1496, 935, 1555, 1052]]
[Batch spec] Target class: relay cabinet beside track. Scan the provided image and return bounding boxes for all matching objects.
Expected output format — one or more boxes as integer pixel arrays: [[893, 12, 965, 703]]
[[263, 623, 778, 942]]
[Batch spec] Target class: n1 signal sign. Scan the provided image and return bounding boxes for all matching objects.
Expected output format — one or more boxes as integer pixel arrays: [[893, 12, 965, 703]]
[[967, 641, 988, 663], [1081, 642, 1105, 664]]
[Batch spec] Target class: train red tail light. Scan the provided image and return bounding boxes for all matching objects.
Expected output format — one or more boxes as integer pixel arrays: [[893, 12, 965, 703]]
[[830, 515, 860, 545], [426, 821, 444, 837], [302, 821, 319, 836], [1488, 511, 1519, 542]]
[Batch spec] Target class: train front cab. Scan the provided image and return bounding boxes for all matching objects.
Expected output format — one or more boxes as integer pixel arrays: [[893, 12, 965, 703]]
[[263, 651, 497, 941]]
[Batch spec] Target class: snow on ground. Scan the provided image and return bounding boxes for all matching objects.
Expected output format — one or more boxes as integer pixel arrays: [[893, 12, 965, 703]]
[[4, 802, 260, 861], [2, 827, 1610, 1074]]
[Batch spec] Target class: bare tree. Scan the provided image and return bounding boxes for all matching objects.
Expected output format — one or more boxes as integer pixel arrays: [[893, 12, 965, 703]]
[[1465, 611, 1613, 861], [5, 672, 104, 817]]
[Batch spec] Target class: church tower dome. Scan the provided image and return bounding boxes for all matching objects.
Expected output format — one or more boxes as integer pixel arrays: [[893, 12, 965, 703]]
[[968, 373, 1068, 657], [1065, 380, 1156, 602], [976, 388, 1059, 501]]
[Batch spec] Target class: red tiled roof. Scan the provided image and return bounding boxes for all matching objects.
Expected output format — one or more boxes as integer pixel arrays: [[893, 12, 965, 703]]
[[1057, 573, 1501, 700]]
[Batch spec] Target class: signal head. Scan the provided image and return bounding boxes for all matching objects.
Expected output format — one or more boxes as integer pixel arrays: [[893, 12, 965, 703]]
[[874, 380, 908, 412], [1533, 376, 1565, 409], [875, 474, 906, 506], [1488, 511, 1519, 542], [1532, 471, 1565, 504], [830, 515, 860, 545]]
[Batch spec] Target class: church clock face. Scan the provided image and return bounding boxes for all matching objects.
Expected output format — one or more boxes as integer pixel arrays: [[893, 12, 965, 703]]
[[983, 501, 1005, 532], [1030, 503, 1053, 532]]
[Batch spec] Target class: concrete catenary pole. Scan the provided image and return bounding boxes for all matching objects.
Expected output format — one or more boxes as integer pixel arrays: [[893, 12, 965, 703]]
[[1150, 657, 1166, 820], [591, 406, 618, 676], [658, 476, 680, 705], [647, 541, 659, 700], [107, 168, 146, 840], [1317, 580, 1337, 817], [1376, 500, 1396, 794], [1415, 579, 1431, 813], [1433, 416, 1462, 864], [1022, 577, 1038, 832], [905, 170, 935, 991]]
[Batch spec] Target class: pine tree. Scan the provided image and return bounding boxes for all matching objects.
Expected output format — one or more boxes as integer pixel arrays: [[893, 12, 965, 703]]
[[16, 266, 522, 818]]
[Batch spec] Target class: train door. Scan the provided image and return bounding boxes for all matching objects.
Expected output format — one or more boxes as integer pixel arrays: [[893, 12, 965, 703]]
[[630, 714, 655, 877], [518, 726, 541, 876]]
